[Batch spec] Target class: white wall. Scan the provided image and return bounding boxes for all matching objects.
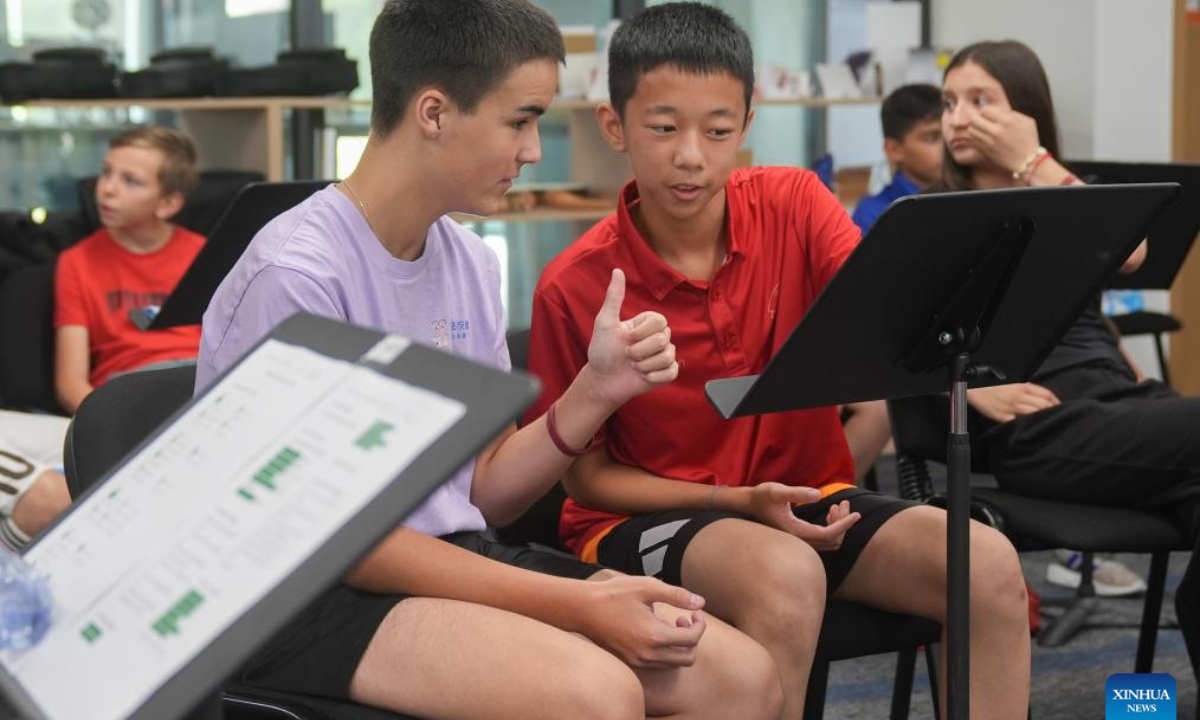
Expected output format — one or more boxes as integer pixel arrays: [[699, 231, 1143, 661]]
[[932, 0, 1099, 157], [1093, 0, 1174, 161]]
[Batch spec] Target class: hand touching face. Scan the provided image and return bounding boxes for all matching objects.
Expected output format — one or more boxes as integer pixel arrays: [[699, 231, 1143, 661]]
[[942, 60, 1041, 175]]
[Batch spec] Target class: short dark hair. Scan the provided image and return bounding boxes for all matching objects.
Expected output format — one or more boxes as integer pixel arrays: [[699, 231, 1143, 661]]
[[368, 0, 565, 137], [881, 84, 942, 141], [608, 2, 754, 119], [110, 126, 198, 198], [939, 40, 1060, 192]]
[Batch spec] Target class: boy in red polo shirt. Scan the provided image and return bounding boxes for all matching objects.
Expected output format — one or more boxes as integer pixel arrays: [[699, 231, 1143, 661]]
[[0, 126, 203, 551], [525, 5, 1031, 719]]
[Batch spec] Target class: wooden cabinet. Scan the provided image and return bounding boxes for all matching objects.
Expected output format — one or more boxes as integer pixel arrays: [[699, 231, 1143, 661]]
[[1170, 0, 1200, 395]]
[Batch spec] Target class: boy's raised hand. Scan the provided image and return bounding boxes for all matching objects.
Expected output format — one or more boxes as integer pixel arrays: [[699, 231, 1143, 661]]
[[587, 269, 679, 407], [745, 482, 861, 552], [579, 574, 707, 669]]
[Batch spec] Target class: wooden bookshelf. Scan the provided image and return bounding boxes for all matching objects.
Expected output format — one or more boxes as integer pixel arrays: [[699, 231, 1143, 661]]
[[15, 97, 355, 182]]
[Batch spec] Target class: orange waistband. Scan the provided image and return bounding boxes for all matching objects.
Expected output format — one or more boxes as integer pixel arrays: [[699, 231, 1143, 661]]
[[578, 519, 626, 564], [818, 482, 856, 499]]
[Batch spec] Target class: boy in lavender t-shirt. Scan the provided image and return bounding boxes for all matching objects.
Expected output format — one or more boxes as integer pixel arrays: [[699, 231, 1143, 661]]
[[197, 189, 502, 539], [195, 2, 781, 720]]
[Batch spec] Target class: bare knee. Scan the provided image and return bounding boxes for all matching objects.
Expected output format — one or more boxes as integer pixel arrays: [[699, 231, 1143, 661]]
[[737, 538, 827, 637], [566, 653, 644, 720], [650, 621, 783, 720], [12, 470, 70, 537], [709, 633, 784, 720], [970, 527, 1028, 625]]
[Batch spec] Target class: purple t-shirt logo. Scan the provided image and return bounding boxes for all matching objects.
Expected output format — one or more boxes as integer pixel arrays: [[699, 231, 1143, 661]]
[[432, 319, 470, 347], [432, 319, 450, 348]]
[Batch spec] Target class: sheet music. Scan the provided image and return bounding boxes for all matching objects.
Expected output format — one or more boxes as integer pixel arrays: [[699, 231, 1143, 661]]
[[0, 339, 464, 720]]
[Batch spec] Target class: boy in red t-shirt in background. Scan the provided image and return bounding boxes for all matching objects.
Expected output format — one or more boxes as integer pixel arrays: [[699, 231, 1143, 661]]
[[55, 126, 204, 412], [0, 126, 203, 550]]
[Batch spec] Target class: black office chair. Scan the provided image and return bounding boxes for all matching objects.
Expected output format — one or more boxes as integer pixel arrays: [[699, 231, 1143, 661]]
[[888, 393, 1188, 666], [1110, 310, 1182, 387], [500, 329, 943, 720], [0, 262, 64, 414], [77, 170, 266, 238], [63, 365, 423, 720]]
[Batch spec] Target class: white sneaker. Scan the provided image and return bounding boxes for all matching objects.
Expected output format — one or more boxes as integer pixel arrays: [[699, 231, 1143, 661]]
[[1046, 550, 1147, 597]]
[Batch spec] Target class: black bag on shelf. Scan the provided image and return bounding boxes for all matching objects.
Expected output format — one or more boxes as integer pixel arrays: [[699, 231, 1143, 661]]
[[0, 47, 118, 103], [216, 48, 358, 97], [120, 47, 231, 98]]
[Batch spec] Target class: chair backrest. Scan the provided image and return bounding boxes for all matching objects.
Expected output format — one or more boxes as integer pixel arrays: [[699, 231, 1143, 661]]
[[887, 393, 1002, 506], [64, 364, 196, 499], [0, 262, 62, 413], [492, 327, 569, 549], [78, 170, 265, 237], [888, 394, 998, 465], [0, 208, 91, 285], [887, 394, 951, 465]]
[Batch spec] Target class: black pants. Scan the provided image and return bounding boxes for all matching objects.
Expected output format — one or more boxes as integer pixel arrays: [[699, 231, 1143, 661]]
[[981, 363, 1200, 680]]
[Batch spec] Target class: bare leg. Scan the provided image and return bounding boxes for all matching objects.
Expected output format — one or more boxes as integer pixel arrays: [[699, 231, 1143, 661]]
[[351, 594, 782, 720], [11, 470, 70, 537], [351, 597, 645, 720], [639, 603, 782, 720], [680, 518, 827, 720], [834, 505, 1030, 720]]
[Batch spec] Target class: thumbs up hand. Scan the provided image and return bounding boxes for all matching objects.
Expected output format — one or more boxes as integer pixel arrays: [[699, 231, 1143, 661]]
[[586, 269, 679, 408]]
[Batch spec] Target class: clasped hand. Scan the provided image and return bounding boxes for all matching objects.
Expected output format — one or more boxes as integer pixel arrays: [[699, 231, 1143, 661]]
[[581, 574, 707, 669]]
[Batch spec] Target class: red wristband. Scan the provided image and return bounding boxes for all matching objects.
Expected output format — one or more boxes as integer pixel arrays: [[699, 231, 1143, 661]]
[[546, 401, 594, 457], [1024, 152, 1052, 184], [1059, 173, 1079, 186]]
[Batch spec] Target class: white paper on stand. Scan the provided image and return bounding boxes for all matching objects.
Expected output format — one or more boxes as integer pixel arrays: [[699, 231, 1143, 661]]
[[1, 339, 465, 720]]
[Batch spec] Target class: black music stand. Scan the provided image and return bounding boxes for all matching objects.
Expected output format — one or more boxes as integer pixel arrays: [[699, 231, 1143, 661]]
[[1069, 160, 1200, 384], [1068, 161, 1200, 291], [705, 184, 1180, 720]]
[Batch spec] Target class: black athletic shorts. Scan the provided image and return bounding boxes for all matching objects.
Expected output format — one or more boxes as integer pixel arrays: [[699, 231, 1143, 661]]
[[596, 488, 918, 593], [239, 530, 598, 701]]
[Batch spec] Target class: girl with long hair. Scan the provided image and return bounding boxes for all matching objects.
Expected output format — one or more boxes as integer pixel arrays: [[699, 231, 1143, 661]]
[[940, 39, 1200, 683]]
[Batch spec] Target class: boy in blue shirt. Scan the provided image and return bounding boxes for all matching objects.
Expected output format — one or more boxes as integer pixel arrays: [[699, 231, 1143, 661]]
[[843, 84, 944, 481], [851, 83, 943, 233]]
